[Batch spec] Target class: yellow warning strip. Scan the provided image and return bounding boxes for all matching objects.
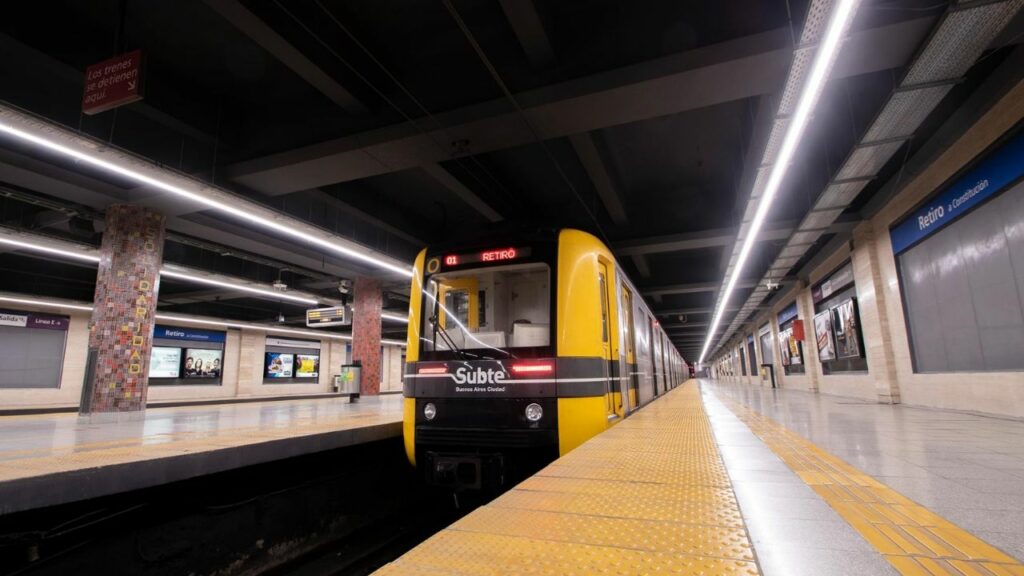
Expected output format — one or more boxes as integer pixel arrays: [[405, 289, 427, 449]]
[[376, 381, 762, 575], [718, 394, 1024, 576]]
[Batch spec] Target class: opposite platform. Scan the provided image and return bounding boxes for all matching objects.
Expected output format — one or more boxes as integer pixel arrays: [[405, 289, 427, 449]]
[[0, 395, 403, 515]]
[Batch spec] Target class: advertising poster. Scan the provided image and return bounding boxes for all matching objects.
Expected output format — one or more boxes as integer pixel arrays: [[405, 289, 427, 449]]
[[789, 335, 803, 365], [265, 352, 294, 378], [778, 327, 792, 366], [832, 299, 862, 359], [149, 346, 182, 378], [295, 354, 320, 378], [184, 348, 223, 378], [814, 311, 837, 362]]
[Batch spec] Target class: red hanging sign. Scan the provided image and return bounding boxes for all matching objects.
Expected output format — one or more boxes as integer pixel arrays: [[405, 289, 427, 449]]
[[82, 50, 144, 115]]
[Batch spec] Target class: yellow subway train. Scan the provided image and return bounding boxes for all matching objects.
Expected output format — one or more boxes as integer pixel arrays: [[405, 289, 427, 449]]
[[402, 228, 686, 488]]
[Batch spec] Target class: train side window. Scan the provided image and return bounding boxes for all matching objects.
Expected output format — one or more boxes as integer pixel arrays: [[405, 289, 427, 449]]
[[598, 269, 609, 343]]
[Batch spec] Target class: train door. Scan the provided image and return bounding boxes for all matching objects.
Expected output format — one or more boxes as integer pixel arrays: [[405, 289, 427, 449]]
[[649, 318, 660, 397], [661, 334, 669, 393], [597, 262, 616, 419], [436, 276, 475, 330], [620, 284, 638, 412]]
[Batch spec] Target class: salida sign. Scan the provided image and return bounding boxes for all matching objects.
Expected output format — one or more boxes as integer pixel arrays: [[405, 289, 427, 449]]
[[82, 50, 143, 115]]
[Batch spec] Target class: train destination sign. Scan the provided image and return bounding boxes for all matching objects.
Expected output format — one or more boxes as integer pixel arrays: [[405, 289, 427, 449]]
[[442, 246, 531, 268]]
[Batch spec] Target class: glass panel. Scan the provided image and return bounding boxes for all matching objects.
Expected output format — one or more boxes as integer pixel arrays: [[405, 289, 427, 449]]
[[598, 271, 609, 343], [422, 262, 550, 354]]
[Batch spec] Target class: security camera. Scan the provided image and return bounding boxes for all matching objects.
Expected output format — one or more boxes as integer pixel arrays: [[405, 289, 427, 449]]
[[338, 279, 352, 295], [765, 280, 781, 291]]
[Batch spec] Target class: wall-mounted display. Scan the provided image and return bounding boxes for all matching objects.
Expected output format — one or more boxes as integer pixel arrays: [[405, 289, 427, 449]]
[[814, 311, 837, 362], [295, 354, 320, 378], [832, 298, 863, 360], [149, 346, 182, 378], [184, 348, 223, 378], [265, 352, 294, 378], [758, 328, 773, 365]]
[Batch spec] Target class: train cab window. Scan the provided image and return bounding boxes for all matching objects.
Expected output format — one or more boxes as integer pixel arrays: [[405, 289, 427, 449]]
[[422, 262, 551, 357]]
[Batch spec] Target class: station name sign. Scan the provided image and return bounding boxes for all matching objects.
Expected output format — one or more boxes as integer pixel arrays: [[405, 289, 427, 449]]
[[890, 131, 1024, 255], [153, 324, 226, 343]]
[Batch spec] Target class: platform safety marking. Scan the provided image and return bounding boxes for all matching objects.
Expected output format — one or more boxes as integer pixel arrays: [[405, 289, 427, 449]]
[[717, 393, 1024, 576], [375, 381, 762, 575]]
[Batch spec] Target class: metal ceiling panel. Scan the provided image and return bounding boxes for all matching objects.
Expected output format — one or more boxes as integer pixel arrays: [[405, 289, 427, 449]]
[[836, 140, 905, 180], [801, 208, 844, 229], [816, 179, 869, 209], [904, 2, 1024, 85], [790, 228, 825, 245], [864, 85, 953, 141]]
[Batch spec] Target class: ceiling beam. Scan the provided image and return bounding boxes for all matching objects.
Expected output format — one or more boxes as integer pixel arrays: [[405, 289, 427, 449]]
[[615, 222, 795, 256], [499, 0, 556, 68], [569, 132, 628, 226], [642, 279, 758, 297], [630, 254, 651, 278], [420, 164, 503, 222], [224, 17, 933, 195], [202, 0, 366, 114]]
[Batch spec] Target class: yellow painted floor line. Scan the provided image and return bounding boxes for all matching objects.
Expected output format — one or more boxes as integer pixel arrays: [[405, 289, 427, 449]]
[[716, 392, 1024, 576], [375, 381, 762, 575]]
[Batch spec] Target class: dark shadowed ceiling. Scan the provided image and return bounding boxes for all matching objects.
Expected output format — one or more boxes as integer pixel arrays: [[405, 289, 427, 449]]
[[1, 0, 1021, 354]]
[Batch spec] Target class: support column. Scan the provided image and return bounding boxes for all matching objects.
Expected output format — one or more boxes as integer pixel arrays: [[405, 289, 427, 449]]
[[81, 205, 166, 415], [852, 221, 901, 404], [351, 276, 382, 395]]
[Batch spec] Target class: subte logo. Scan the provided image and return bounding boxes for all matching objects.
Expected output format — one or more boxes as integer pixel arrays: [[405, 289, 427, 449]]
[[452, 366, 507, 385]]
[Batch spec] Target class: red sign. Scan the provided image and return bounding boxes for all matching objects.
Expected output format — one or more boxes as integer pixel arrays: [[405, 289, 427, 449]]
[[792, 319, 805, 342], [82, 50, 143, 115]]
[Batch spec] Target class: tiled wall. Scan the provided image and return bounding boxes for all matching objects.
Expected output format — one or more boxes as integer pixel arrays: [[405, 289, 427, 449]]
[[0, 306, 405, 410], [711, 79, 1024, 418], [351, 277, 383, 395]]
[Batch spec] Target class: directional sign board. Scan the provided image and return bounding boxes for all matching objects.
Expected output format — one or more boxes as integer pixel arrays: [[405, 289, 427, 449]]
[[306, 306, 349, 327], [82, 50, 143, 115]]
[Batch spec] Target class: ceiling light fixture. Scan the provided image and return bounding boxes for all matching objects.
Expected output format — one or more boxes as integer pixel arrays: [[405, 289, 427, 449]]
[[159, 269, 318, 306], [381, 312, 410, 323], [0, 105, 413, 278], [0, 295, 95, 312], [0, 236, 100, 263], [699, 0, 861, 364]]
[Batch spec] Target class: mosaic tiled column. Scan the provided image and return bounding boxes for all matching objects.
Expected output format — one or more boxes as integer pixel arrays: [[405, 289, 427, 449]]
[[81, 205, 166, 414], [351, 276, 382, 395]]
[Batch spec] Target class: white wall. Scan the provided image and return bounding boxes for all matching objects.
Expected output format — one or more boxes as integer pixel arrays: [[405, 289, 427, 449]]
[[0, 305, 405, 410], [710, 79, 1024, 418]]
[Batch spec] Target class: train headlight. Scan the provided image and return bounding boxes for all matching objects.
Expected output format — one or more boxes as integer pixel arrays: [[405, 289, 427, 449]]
[[525, 403, 543, 422], [424, 402, 437, 421]]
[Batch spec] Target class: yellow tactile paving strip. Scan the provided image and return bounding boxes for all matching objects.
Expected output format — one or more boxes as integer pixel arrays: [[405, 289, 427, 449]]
[[0, 409, 400, 484], [717, 394, 1024, 576], [375, 381, 762, 575]]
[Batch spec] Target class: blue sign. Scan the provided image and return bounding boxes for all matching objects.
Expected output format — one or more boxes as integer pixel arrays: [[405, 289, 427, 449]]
[[154, 324, 226, 343], [777, 302, 798, 325], [891, 131, 1024, 255]]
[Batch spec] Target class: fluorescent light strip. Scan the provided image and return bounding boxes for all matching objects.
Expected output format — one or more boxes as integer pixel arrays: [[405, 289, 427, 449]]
[[0, 295, 411, 347], [699, 0, 860, 364], [0, 295, 94, 312], [159, 269, 318, 306], [381, 312, 410, 323], [0, 112, 412, 278], [0, 237, 100, 263], [0, 236, 322, 306]]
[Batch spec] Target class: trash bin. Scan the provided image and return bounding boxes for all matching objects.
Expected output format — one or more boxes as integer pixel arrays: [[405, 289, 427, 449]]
[[337, 363, 361, 402]]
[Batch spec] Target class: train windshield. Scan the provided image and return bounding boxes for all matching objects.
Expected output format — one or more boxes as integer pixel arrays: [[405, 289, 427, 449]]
[[421, 262, 551, 358]]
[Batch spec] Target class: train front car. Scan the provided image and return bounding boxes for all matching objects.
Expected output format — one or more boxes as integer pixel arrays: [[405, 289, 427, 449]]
[[402, 229, 619, 489]]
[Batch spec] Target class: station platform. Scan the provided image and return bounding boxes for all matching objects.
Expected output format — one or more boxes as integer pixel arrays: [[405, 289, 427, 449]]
[[0, 395, 403, 515], [376, 380, 1024, 576]]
